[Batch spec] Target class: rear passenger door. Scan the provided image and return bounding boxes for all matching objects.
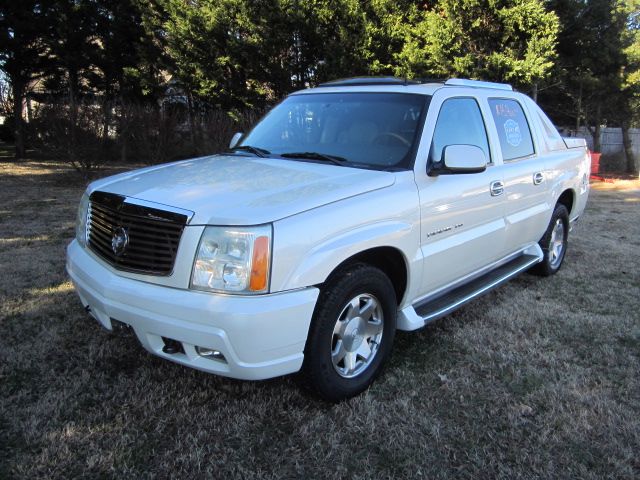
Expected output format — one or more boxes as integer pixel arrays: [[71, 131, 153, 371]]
[[415, 94, 506, 296], [486, 98, 550, 251]]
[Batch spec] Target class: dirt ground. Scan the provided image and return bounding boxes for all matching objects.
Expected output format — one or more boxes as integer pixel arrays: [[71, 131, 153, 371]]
[[1, 158, 639, 479]]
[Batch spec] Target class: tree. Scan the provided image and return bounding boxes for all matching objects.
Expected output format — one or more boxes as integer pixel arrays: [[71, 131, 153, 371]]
[[40, 0, 98, 165], [355, 0, 418, 76], [543, 0, 628, 145], [0, 1, 50, 158], [91, 0, 165, 161], [154, 0, 368, 110], [621, 0, 640, 175], [394, 0, 559, 96]]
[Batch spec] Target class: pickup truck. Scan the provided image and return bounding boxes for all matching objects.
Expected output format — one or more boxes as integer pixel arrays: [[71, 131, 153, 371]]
[[67, 77, 590, 401]]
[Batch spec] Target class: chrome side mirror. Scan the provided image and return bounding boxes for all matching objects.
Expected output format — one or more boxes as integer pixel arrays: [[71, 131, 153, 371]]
[[430, 144, 487, 175]]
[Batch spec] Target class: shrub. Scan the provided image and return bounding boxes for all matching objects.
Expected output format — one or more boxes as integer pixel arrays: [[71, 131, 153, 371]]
[[27, 99, 266, 174], [30, 102, 111, 177]]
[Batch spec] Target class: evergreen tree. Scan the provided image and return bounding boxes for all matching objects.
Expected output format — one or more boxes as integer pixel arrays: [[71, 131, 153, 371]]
[[394, 0, 559, 94], [0, 1, 50, 158], [620, 0, 639, 174], [360, 0, 420, 76], [543, 0, 628, 139], [154, 0, 368, 109]]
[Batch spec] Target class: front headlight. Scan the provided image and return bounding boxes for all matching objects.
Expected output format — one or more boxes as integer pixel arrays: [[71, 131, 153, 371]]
[[190, 225, 272, 294], [75, 193, 90, 247]]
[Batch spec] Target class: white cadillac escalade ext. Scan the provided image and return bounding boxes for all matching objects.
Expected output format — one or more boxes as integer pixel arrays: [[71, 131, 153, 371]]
[[67, 78, 590, 401]]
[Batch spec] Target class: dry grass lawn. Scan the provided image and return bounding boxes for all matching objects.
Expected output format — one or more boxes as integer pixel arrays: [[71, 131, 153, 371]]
[[1, 154, 639, 479]]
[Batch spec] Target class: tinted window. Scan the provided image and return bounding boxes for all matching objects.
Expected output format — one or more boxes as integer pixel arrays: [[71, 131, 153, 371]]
[[488, 99, 535, 160], [535, 106, 566, 151], [240, 93, 428, 169], [429, 98, 490, 164]]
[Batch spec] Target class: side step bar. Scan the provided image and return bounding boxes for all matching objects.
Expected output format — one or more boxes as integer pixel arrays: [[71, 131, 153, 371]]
[[413, 253, 541, 325]]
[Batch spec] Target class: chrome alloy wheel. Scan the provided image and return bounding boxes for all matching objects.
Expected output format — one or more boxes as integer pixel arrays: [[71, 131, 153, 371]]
[[331, 293, 384, 378], [549, 218, 566, 268]]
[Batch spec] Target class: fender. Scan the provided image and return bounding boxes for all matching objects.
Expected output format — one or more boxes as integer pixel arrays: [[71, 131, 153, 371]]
[[545, 146, 587, 223], [281, 220, 418, 292], [270, 174, 422, 296]]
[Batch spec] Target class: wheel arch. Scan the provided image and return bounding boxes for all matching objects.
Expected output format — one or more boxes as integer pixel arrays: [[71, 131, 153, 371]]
[[320, 246, 409, 306], [556, 189, 575, 216]]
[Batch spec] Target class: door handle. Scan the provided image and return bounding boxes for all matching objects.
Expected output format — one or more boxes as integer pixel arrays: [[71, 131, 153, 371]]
[[490, 180, 504, 196], [533, 172, 544, 185]]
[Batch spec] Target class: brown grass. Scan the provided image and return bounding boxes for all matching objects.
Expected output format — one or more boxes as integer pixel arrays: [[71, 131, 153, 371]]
[[1, 157, 639, 479]]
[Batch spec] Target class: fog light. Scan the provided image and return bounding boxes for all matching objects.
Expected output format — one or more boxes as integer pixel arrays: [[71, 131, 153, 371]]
[[196, 346, 226, 362]]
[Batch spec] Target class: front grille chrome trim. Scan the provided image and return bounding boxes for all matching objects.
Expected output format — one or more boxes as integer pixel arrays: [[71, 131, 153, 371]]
[[122, 196, 195, 223], [87, 191, 189, 276]]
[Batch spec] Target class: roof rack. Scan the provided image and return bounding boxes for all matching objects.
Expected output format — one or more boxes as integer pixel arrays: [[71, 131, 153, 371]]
[[444, 78, 513, 91], [318, 77, 422, 87], [316, 76, 513, 91]]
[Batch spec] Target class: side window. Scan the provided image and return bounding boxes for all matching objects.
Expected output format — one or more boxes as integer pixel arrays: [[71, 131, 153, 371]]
[[429, 98, 490, 164], [488, 98, 535, 160], [535, 107, 566, 151]]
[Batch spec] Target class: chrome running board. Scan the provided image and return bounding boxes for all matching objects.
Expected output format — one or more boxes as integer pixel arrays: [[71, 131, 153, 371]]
[[413, 253, 541, 326]]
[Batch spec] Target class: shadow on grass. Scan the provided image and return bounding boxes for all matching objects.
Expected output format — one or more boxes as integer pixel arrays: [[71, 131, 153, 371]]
[[2, 154, 640, 478]]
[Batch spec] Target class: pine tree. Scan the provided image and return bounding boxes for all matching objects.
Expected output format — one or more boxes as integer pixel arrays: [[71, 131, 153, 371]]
[[394, 0, 559, 95], [0, 1, 50, 158]]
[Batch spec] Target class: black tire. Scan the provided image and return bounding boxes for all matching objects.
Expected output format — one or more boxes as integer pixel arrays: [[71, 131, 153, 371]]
[[301, 263, 397, 402], [531, 203, 569, 276]]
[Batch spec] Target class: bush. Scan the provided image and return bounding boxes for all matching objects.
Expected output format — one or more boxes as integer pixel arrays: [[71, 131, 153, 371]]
[[26, 99, 266, 175], [30, 102, 111, 176]]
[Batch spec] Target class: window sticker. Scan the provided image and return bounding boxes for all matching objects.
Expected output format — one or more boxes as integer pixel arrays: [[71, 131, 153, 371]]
[[494, 102, 517, 118], [504, 119, 522, 147]]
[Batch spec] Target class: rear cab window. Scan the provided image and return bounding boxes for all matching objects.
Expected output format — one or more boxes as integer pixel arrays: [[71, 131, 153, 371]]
[[488, 98, 535, 161], [533, 104, 566, 151]]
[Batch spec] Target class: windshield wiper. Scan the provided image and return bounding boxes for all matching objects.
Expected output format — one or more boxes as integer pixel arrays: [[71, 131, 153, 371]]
[[229, 145, 271, 158], [279, 151, 349, 166]]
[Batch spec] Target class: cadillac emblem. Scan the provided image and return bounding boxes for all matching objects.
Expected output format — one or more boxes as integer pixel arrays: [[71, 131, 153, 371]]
[[111, 227, 129, 256]]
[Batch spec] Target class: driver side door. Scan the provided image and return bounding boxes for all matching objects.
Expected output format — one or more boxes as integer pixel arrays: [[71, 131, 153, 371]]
[[415, 95, 507, 296]]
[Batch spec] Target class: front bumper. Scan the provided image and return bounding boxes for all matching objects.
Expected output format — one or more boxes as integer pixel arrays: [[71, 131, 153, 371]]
[[66, 240, 319, 380]]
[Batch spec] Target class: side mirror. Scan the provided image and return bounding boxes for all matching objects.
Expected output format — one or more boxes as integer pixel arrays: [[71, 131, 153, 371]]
[[229, 132, 243, 149], [430, 144, 487, 175]]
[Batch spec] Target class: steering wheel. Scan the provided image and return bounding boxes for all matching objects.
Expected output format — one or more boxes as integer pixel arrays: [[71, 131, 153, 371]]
[[372, 132, 411, 147]]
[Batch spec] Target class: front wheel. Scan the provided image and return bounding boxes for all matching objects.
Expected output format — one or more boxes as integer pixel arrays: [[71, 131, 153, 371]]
[[531, 203, 569, 276], [301, 264, 397, 402]]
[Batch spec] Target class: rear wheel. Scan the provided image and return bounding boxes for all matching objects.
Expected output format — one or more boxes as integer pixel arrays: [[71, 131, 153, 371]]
[[302, 264, 396, 402], [531, 203, 569, 276]]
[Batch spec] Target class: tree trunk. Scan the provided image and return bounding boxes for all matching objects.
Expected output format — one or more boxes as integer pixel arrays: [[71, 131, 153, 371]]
[[26, 93, 33, 123], [622, 122, 638, 176], [119, 98, 128, 163], [187, 92, 198, 153], [102, 91, 112, 145], [69, 70, 79, 168], [588, 102, 602, 153], [593, 123, 601, 153], [575, 80, 583, 132], [12, 80, 26, 159], [532, 82, 538, 103]]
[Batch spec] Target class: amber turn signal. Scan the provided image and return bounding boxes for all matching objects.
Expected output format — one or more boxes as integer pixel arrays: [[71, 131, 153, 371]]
[[249, 236, 270, 291]]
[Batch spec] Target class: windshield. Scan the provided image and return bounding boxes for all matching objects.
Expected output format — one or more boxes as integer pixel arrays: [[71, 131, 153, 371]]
[[239, 92, 430, 169]]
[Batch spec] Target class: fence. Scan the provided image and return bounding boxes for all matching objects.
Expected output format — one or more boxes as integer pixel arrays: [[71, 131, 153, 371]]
[[566, 127, 640, 172]]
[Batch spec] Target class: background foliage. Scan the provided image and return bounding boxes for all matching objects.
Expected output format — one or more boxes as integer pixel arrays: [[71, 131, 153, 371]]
[[0, 0, 638, 173]]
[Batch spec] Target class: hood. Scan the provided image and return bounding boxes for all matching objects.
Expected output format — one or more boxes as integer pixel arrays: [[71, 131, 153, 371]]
[[89, 155, 396, 225]]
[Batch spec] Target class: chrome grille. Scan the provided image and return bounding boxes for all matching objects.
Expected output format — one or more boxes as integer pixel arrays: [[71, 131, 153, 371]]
[[87, 191, 188, 276]]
